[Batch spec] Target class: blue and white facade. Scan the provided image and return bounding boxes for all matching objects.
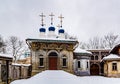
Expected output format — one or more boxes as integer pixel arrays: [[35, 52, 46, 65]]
[[73, 48, 92, 76]]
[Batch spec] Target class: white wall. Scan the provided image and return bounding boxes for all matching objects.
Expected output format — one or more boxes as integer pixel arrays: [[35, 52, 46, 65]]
[[78, 59, 90, 71]]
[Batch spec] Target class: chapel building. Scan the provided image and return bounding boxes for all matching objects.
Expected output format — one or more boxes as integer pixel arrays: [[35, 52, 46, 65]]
[[26, 13, 79, 75]]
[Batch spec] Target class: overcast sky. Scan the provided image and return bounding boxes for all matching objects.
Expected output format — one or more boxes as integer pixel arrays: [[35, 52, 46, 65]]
[[0, 0, 120, 42]]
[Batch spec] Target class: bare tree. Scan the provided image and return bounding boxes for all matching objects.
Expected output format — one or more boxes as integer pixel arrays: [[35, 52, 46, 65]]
[[6, 36, 27, 63], [64, 32, 77, 40], [79, 33, 120, 50], [104, 33, 119, 49], [79, 36, 102, 50], [0, 35, 6, 53], [88, 36, 100, 49], [99, 38, 107, 49], [79, 42, 90, 49]]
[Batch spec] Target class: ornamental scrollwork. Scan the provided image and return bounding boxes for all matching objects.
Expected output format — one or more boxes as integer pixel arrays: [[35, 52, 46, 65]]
[[48, 44, 58, 49]]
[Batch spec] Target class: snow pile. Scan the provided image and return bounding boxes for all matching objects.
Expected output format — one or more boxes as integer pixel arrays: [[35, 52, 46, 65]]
[[74, 47, 92, 54], [11, 70, 120, 84], [11, 70, 79, 84], [78, 76, 120, 84], [103, 54, 120, 60]]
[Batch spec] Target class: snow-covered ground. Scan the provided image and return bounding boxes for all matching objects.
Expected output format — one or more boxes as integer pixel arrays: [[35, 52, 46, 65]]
[[11, 70, 120, 84]]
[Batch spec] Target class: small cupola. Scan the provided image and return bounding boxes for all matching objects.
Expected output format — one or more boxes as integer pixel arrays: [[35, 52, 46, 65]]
[[47, 13, 56, 38], [59, 28, 65, 33], [39, 27, 46, 32], [48, 26, 55, 31], [58, 14, 65, 39], [39, 13, 46, 38]]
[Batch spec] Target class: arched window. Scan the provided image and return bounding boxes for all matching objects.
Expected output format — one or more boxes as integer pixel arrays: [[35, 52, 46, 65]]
[[62, 55, 67, 67], [95, 55, 98, 60], [39, 55, 44, 67], [87, 61, 89, 68], [78, 61, 81, 68], [91, 56, 94, 60]]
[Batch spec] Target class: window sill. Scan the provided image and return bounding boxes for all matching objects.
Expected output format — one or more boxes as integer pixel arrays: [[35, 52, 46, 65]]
[[62, 66, 67, 68], [38, 66, 44, 68], [112, 70, 117, 71]]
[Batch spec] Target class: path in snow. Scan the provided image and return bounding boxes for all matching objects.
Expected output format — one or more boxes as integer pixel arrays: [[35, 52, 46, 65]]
[[11, 70, 120, 84]]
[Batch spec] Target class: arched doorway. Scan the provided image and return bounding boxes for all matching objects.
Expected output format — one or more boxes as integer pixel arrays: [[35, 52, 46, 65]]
[[90, 64, 99, 75], [48, 52, 58, 70]]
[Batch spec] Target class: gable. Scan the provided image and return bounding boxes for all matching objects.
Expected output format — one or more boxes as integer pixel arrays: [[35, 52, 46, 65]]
[[110, 44, 120, 55]]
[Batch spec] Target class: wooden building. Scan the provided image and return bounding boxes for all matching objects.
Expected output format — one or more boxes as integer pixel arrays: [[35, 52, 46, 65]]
[[10, 52, 31, 80], [0, 54, 12, 84], [0, 54, 31, 83], [102, 44, 120, 77], [88, 49, 110, 75], [10, 63, 31, 80]]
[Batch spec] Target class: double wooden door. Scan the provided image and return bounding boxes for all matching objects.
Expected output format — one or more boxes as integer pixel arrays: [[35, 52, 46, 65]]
[[49, 57, 57, 70], [90, 64, 99, 75]]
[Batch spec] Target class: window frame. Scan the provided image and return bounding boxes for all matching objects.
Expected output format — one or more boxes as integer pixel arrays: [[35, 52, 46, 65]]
[[78, 61, 81, 68], [62, 55, 67, 67], [87, 61, 89, 68], [95, 55, 98, 60], [91, 56, 94, 60], [39, 55, 44, 67], [112, 62, 117, 71]]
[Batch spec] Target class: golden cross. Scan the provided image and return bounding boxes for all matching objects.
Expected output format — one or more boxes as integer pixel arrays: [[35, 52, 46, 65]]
[[39, 13, 45, 26], [49, 12, 55, 25], [58, 14, 64, 27]]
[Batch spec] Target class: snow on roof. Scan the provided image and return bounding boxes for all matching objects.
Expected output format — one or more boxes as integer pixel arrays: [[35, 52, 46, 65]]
[[0, 53, 13, 58], [103, 54, 120, 60], [12, 63, 31, 66], [88, 49, 110, 51], [26, 36, 77, 43], [74, 47, 92, 54]]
